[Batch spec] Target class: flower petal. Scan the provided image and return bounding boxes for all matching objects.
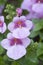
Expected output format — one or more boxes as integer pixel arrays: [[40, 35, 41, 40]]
[[7, 45, 26, 60], [1, 39, 10, 50], [22, 38, 31, 48], [13, 17, 20, 22], [0, 27, 2, 33], [25, 20, 33, 30], [20, 16, 26, 21], [32, 3, 43, 14], [26, 12, 39, 20], [21, 0, 36, 11], [12, 27, 30, 39], [0, 16, 4, 22], [2, 23, 6, 33], [8, 22, 14, 32], [7, 33, 14, 39]]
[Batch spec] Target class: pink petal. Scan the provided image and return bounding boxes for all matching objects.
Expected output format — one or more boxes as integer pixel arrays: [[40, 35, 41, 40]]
[[2, 23, 6, 33], [7, 45, 26, 60], [25, 20, 33, 30], [0, 23, 6, 33], [13, 17, 20, 22], [7, 33, 13, 39], [12, 27, 30, 39], [8, 22, 14, 32], [32, 3, 43, 14], [1, 39, 10, 50], [26, 12, 39, 19], [21, 0, 36, 11], [22, 38, 31, 48], [0, 28, 2, 33], [20, 16, 26, 21], [0, 16, 4, 22]]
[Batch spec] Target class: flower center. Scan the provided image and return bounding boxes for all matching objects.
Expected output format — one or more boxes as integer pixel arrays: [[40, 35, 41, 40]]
[[10, 38, 22, 46], [0, 21, 3, 27], [14, 21, 26, 28], [36, 0, 43, 2]]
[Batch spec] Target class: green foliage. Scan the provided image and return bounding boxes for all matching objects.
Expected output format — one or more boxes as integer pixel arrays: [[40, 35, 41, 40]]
[[32, 19, 43, 32], [0, 0, 6, 5], [37, 43, 43, 56], [0, 46, 5, 55], [4, 4, 16, 20]]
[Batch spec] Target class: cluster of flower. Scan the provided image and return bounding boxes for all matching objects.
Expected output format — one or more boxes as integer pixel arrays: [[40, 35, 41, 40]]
[[0, 0, 43, 61], [21, 0, 43, 19], [0, 8, 33, 60]]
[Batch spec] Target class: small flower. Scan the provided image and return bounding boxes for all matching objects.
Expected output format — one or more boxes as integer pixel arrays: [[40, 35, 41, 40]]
[[1, 33, 31, 60], [8, 16, 33, 39], [16, 8, 22, 16], [0, 16, 6, 33]]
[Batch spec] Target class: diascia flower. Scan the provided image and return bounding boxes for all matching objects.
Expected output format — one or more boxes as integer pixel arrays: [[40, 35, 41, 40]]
[[8, 16, 33, 39], [21, 0, 36, 12], [1, 33, 31, 60], [0, 16, 6, 33], [21, 0, 43, 19]]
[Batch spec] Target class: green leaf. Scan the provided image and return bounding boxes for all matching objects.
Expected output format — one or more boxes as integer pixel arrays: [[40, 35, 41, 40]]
[[32, 19, 43, 32], [0, 0, 6, 5], [29, 31, 39, 38], [39, 31, 43, 40], [3, 55, 14, 61], [12, 61, 20, 65], [33, 23, 43, 32], [39, 55, 43, 61], [0, 45, 5, 55], [37, 43, 43, 56]]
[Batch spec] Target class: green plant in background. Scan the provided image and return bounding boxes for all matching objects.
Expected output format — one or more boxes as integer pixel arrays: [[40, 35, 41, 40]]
[[4, 4, 16, 20], [0, 0, 6, 5]]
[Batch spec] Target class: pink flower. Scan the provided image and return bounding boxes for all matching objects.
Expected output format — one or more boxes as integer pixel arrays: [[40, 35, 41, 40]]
[[21, 0, 43, 19], [8, 16, 33, 39], [0, 16, 6, 33], [16, 8, 22, 16], [1, 33, 31, 60], [21, 0, 36, 12]]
